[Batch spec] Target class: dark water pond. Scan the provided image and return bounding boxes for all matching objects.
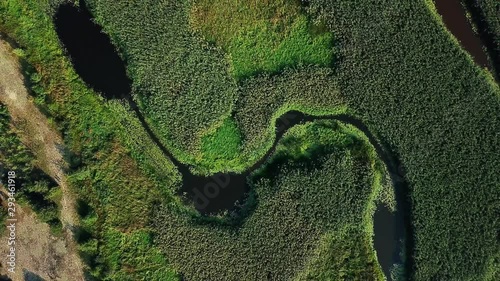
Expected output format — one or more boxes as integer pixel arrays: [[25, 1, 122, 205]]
[[54, 2, 131, 98], [53, 2, 411, 279], [434, 0, 489, 68], [374, 203, 404, 279]]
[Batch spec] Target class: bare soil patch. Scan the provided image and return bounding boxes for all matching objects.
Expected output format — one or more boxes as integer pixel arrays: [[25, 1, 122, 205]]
[[0, 39, 84, 281]]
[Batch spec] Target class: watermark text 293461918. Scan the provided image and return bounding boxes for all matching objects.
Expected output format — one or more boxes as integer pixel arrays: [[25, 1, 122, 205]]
[[6, 170, 16, 273]]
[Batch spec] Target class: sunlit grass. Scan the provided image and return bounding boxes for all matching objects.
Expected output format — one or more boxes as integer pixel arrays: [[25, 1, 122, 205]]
[[200, 116, 242, 167], [190, 0, 333, 79]]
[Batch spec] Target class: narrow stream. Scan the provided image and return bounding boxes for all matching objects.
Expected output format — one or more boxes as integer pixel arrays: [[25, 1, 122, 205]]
[[434, 0, 490, 69], [53, 1, 411, 279], [462, 0, 500, 79]]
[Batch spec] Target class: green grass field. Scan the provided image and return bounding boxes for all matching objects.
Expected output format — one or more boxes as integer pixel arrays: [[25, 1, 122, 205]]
[[200, 116, 242, 168], [1, 0, 499, 280]]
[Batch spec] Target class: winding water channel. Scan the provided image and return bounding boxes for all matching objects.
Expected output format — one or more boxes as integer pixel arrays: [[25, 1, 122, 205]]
[[434, 0, 491, 69], [53, 2, 414, 279]]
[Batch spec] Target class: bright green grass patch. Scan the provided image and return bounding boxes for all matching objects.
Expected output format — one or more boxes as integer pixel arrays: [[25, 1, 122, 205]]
[[190, 0, 333, 79], [200, 116, 242, 166]]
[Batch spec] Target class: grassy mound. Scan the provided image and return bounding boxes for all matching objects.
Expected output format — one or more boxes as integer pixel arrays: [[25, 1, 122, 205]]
[[190, 0, 333, 79], [200, 116, 242, 169]]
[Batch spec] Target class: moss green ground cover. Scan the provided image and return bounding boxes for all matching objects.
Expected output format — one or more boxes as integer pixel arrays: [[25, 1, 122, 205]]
[[1, 0, 500, 280]]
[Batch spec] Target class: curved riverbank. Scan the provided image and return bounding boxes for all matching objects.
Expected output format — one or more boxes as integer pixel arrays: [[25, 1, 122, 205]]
[[53, 2, 411, 279]]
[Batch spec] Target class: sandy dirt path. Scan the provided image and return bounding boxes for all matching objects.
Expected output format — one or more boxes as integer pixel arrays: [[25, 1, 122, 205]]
[[0, 39, 84, 280]]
